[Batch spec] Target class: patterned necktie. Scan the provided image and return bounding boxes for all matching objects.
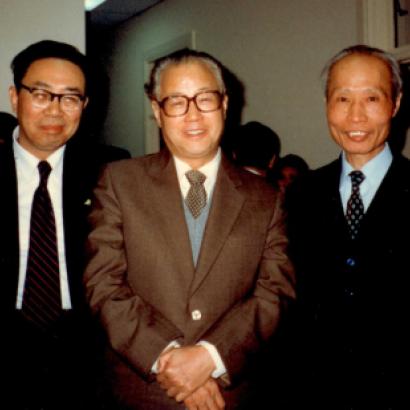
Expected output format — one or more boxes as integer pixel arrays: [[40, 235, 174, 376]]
[[22, 161, 62, 330], [346, 170, 365, 240], [185, 170, 207, 218]]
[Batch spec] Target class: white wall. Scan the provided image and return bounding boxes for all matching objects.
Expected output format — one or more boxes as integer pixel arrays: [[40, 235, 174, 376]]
[[0, 0, 85, 113], [102, 0, 361, 168]]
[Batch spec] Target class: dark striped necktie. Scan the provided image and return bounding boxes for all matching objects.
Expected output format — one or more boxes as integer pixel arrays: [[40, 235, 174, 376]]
[[22, 160, 62, 330]]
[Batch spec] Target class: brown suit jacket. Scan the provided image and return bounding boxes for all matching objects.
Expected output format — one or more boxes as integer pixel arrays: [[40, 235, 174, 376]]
[[85, 149, 295, 409]]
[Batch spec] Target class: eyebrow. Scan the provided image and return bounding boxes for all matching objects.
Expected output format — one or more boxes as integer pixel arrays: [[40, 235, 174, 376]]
[[330, 87, 389, 97]]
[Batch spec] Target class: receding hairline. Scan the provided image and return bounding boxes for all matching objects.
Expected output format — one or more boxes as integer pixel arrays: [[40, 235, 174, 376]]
[[322, 46, 402, 102], [327, 53, 393, 94]]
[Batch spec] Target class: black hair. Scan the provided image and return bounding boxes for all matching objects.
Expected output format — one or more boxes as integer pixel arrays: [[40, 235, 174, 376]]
[[276, 154, 309, 175], [11, 40, 89, 93], [233, 121, 281, 169]]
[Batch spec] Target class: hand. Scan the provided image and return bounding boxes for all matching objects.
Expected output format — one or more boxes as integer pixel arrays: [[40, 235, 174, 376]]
[[156, 343, 179, 373], [184, 379, 225, 410], [157, 345, 216, 401]]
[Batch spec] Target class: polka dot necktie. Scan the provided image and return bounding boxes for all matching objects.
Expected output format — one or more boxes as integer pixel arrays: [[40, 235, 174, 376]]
[[185, 170, 207, 219], [346, 170, 365, 240]]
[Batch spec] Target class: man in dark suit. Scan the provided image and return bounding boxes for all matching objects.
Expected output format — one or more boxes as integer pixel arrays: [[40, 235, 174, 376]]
[[0, 111, 18, 141], [287, 45, 410, 408], [84, 49, 295, 409], [0, 40, 128, 410]]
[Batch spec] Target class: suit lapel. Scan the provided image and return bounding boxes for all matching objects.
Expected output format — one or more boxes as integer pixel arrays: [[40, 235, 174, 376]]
[[361, 156, 409, 233], [316, 159, 350, 241], [0, 141, 20, 309], [61, 138, 100, 306], [325, 156, 409, 243], [148, 151, 195, 284], [61, 141, 82, 305], [189, 157, 245, 295]]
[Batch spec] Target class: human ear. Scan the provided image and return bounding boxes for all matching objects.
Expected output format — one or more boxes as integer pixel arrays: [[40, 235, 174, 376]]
[[9, 86, 19, 114], [392, 92, 402, 117], [151, 100, 162, 127]]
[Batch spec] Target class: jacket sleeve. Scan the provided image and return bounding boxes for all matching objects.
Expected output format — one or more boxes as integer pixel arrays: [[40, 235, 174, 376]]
[[84, 165, 183, 380]]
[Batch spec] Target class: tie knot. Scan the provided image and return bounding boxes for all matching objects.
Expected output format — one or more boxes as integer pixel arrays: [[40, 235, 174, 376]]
[[349, 170, 365, 188], [38, 160, 52, 183], [186, 170, 206, 186]]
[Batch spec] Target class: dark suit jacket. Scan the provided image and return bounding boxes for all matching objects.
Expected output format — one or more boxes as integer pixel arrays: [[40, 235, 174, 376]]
[[0, 134, 130, 410], [287, 155, 410, 409], [85, 149, 295, 409]]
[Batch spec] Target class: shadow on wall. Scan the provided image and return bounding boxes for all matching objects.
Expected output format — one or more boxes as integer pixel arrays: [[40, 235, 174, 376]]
[[220, 65, 246, 157], [390, 62, 410, 154], [77, 58, 111, 143]]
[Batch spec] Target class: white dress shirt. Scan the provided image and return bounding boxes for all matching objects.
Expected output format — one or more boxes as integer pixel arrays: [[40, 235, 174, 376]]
[[13, 128, 72, 309], [339, 144, 393, 213]]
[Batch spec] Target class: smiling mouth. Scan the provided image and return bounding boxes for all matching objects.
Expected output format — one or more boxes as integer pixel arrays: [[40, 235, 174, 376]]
[[346, 131, 368, 139], [41, 125, 64, 133], [185, 129, 205, 136]]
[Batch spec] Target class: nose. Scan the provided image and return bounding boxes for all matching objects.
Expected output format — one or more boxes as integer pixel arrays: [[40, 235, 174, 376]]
[[44, 96, 63, 115], [184, 99, 201, 121], [348, 100, 367, 122]]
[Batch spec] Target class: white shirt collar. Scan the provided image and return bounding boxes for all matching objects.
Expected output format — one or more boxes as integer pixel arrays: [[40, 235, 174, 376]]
[[13, 125, 66, 175], [173, 148, 221, 198]]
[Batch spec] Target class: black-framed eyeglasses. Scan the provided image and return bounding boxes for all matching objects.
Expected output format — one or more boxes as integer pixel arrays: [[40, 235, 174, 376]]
[[20, 83, 86, 112], [157, 90, 224, 117]]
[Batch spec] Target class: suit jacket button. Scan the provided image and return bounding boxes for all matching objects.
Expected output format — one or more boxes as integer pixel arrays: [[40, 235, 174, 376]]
[[191, 310, 202, 321], [346, 257, 355, 267]]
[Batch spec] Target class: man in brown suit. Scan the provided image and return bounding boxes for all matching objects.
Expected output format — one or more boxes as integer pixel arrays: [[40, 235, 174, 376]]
[[84, 49, 295, 409]]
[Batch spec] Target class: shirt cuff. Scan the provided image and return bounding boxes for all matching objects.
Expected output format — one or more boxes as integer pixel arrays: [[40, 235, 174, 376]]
[[197, 340, 227, 379], [151, 340, 181, 373]]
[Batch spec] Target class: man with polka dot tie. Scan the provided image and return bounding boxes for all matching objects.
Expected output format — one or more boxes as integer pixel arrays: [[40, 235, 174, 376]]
[[287, 45, 410, 408]]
